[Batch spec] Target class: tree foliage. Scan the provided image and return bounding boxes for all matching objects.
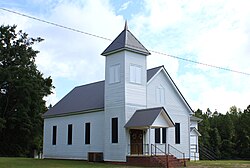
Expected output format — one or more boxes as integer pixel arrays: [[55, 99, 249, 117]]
[[196, 105, 250, 159], [0, 25, 53, 156]]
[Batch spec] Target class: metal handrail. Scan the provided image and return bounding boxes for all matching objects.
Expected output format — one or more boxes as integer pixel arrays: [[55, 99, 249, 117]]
[[151, 144, 167, 155], [168, 144, 183, 154], [151, 144, 168, 168], [168, 144, 186, 167]]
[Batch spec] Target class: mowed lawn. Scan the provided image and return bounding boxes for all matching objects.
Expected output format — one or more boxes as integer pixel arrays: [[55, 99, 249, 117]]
[[0, 157, 138, 168], [1, 157, 250, 168], [187, 160, 250, 168]]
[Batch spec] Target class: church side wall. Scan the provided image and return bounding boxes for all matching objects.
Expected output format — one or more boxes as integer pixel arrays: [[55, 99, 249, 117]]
[[43, 111, 104, 160]]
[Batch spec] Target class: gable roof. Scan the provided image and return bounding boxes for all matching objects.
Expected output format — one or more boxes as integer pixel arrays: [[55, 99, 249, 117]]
[[101, 22, 150, 56], [147, 65, 163, 82], [124, 107, 174, 128], [43, 68, 160, 118], [190, 127, 201, 136], [149, 65, 194, 114]]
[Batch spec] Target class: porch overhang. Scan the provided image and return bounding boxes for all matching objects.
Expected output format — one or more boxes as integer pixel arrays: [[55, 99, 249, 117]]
[[124, 107, 174, 129], [190, 127, 201, 136]]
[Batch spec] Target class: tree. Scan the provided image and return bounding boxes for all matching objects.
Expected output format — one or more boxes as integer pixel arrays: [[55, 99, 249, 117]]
[[195, 109, 210, 148], [209, 128, 221, 158], [236, 105, 250, 159], [0, 25, 53, 156], [195, 105, 250, 160]]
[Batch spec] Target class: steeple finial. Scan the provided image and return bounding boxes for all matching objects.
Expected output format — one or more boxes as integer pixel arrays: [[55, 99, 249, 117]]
[[124, 20, 128, 30]]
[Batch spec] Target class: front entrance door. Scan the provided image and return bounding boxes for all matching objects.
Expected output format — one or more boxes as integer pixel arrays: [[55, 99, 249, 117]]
[[130, 129, 143, 155]]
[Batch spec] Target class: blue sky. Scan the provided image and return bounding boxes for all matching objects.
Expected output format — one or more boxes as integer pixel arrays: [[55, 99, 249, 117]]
[[1, 0, 250, 113]]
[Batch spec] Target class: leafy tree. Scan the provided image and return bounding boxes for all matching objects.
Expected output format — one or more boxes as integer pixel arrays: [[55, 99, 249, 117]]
[[0, 25, 53, 156]]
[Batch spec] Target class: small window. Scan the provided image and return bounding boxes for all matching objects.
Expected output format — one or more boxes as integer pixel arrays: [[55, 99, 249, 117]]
[[85, 123, 90, 144], [112, 118, 118, 143], [156, 86, 165, 104], [130, 65, 142, 84], [68, 124, 72, 145], [175, 123, 180, 144], [52, 126, 57, 145], [162, 128, 166, 143], [109, 64, 120, 84], [155, 128, 160, 143]]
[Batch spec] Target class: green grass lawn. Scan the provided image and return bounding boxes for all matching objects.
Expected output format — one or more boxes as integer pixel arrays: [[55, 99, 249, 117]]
[[187, 160, 250, 168], [1, 157, 250, 168], [0, 157, 138, 168]]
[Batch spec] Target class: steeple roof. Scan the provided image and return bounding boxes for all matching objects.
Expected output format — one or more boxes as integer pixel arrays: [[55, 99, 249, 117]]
[[101, 22, 151, 56]]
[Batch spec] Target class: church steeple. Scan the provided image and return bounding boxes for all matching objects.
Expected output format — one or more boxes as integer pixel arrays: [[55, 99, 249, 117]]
[[103, 21, 148, 162], [124, 20, 128, 30], [101, 21, 150, 56]]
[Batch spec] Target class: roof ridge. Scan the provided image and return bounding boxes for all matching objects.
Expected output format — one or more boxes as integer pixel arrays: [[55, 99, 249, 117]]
[[125, 29, 150, 53]]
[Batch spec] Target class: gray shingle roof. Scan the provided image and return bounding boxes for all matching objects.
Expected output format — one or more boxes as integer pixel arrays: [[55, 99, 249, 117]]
[[43, 68, 160, 118], [147, 65, 163, 82], [101, 22, 150, 56], [43, 81, 105, 117], [124, 107, 174, 128]]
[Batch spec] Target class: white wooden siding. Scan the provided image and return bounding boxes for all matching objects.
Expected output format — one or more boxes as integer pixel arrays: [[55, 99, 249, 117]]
[[43, 111, 104, 160], [105, 53, 125, 109], [147, 69, 190, 158], [190, 135, 199, 160], [152, 113, 170, 127], [124, 51, 147, 109], [104, 51, 127, 162], [104, 50, 147, 162]]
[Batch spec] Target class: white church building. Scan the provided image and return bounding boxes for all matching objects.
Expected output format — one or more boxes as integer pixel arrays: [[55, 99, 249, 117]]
[[43, 22, 201, 167]]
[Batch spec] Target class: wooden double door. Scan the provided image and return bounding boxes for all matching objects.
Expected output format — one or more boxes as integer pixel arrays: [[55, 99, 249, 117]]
[[130, 129, 143, 155]]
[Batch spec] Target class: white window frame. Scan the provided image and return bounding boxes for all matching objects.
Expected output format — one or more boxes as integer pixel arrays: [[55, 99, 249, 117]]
[[129, 64, 142, 84], [109, 64, 120, 84], [155, 128, 167, 144]]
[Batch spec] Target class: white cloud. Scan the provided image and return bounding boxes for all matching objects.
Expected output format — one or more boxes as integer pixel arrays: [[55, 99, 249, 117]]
[[1, 0, 250, 112], [118, 1, 132, 12], [145, 0, 184, 32], [130, 0, 250, 113], [0, 0, 124, 105], [178, 71, 250, 113]]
